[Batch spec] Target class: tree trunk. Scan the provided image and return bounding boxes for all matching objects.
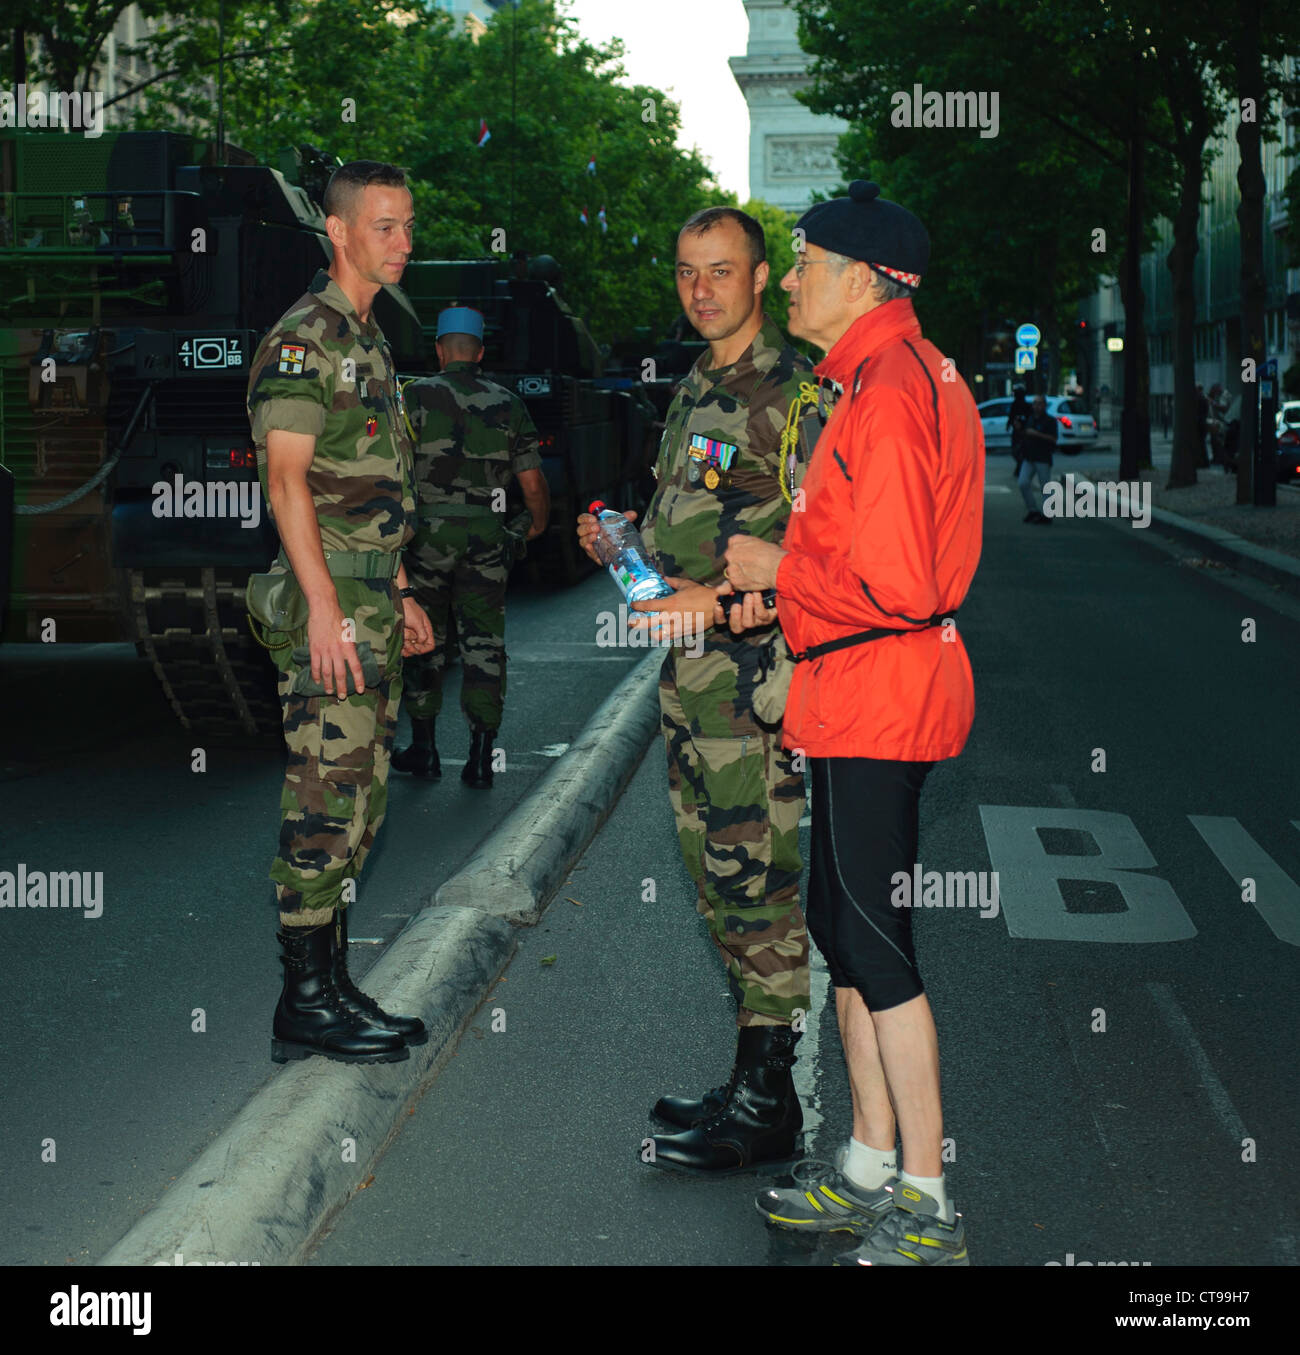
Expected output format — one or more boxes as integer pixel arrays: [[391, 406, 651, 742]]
[[1235, 0, 1267, 505], [1035, 230, 1059, 396], [1165, 71, 1210, 489], [1119, 95, 1150, 482], [12, 27, 25, 88]]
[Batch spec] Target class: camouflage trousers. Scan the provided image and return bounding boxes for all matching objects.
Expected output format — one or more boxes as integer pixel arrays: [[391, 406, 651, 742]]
[[269, 577, 402, 928], [403, 516, 509, 731], [659, 643, 809, 1029]]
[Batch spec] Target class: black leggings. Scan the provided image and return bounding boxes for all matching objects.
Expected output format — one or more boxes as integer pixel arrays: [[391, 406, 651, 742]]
[[806, 756, 933, 1012]]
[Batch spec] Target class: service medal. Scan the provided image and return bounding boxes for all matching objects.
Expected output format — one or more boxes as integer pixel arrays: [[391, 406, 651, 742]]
[[703, 466, 720, 490]]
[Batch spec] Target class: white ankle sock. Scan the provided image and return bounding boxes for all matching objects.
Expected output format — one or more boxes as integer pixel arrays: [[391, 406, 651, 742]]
[[899, 1169, 954, 1223], [842, 1137, 897, 1190]]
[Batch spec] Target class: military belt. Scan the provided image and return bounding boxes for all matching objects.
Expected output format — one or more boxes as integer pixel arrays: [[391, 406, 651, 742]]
[[416, 502, 500, 519], [277, 548, 402, 580]]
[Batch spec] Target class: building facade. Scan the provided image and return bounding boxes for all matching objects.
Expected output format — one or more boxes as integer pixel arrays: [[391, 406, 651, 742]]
[[1077, 82, 1300, 430], [433, 0, 507, 39], [728, 0, 847, 212]]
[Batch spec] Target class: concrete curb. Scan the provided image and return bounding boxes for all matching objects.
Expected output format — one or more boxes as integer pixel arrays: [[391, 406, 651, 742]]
[[98, 648, 666, 1267], [436, 648, 665, 925], [1074, 471, 1300, 598]]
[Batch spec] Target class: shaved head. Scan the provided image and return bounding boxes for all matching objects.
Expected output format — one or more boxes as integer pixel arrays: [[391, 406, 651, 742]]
[[323, 160, 408, 222]]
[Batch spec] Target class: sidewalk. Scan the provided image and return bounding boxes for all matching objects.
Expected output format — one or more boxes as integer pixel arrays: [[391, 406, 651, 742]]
[[1143, 435, 1300, 562], [1075, 436, 1300, 594]]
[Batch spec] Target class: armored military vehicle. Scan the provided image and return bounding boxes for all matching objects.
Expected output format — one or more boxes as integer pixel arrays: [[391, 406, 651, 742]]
[[0, 130, 645, 739]]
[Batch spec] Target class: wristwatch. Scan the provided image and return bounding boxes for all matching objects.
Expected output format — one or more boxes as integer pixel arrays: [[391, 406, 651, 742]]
[[398, 586, 415, 598]]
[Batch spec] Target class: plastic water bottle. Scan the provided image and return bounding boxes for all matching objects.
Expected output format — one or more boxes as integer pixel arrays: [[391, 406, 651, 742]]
[[588, 501, 675, 604]]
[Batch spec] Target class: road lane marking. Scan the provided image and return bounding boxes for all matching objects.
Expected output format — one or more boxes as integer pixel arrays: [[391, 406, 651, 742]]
[[978, 806, 1196, 942], [1188, 816, 1300, 947], [1146, 982, 1248, 1141]]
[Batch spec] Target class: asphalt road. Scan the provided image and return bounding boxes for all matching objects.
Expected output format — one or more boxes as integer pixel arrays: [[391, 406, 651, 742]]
[[306, 463, 1300, 1268], [0, 566, 641, 1266]]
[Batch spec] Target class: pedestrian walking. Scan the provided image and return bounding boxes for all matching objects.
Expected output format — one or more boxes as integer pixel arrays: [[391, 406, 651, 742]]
[[392, 307, 549, 788], [1019, 394, 1057, 523], [246, 160, 434, 1065], [721, 178, 983, 1265]]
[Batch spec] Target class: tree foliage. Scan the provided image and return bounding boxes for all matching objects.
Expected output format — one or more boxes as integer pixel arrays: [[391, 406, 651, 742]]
[[100, 0, 725, 347], [792, 0, 1177, 386]]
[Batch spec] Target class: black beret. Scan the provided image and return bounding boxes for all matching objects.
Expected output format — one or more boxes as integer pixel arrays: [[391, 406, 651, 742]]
[[795, 180, 929, 285]]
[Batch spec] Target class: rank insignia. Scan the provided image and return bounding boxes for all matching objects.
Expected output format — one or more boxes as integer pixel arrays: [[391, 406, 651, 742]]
[[277, 343, 306, 375], [688, 433, 738, 490], [365, 414, 378, 437]]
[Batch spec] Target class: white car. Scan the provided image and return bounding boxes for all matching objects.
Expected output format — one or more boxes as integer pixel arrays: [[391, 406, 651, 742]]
[[1276, 400, 1300, 437], [977, 396, 1099, 451]]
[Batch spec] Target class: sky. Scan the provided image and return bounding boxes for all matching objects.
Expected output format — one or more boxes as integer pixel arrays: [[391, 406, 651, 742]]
[[561, 0, 753, 201]]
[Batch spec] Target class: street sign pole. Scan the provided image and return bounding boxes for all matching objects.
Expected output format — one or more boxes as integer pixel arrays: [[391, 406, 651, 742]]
[[1255, 357, 1277, 507]]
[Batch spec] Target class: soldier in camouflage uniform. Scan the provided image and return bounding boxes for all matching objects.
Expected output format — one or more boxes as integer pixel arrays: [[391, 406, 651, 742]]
[[392, 306, 550, 788], [246, 161, 435, 1065], [577, 207, 828, 1175]]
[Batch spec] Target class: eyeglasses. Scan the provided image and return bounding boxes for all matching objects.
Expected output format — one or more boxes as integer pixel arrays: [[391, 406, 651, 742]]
[[792, 258, 830, 279]]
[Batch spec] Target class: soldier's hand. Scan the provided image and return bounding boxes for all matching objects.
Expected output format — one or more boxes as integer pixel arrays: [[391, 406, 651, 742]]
[[307, 603, 365, 702], [713, 582, 779, 634], [401, 597, 435, 656], [631, 574, 718, 644], [526, 519, 546, 541], [576, 507, 637, 565]]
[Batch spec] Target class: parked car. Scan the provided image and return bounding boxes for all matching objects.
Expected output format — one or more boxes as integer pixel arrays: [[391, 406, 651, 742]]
[[1275, 400, 1300, 439], [1278, 421, 1300, 483], [976, 396, 1099, 452]]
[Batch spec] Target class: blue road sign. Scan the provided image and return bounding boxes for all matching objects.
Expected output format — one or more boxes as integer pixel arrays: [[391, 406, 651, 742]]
[[1015, 346, 1037, 372], [1016, 323, 1041, 348]]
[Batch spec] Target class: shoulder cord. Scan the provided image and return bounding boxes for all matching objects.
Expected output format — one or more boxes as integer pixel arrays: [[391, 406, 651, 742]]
[[778, 379, 825, 504]]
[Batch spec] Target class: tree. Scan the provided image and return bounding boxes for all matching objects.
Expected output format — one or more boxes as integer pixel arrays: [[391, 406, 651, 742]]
[[793, 0, 1143, 411], [1210, 0, 1300, 504], [114, 0, 722, 347], [3, 0, 172, 93]]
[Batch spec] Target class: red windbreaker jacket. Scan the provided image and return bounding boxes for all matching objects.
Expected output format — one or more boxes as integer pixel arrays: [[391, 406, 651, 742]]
[[775, 298, 984, 760]]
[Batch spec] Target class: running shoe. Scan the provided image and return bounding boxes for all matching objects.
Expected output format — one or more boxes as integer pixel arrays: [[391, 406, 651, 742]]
[[755, 1150, 896, 1235], [833, 1181, 969, 1266]]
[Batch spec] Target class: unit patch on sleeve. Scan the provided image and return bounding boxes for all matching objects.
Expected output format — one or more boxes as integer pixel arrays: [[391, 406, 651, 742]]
[[277, 343, 307, 375]]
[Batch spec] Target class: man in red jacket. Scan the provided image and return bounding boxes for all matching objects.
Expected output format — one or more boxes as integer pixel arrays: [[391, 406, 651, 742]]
[[720, 180, 983, 1266]]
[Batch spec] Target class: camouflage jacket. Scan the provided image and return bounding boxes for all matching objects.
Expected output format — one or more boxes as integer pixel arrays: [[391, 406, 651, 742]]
[[643, 314, 824, 595], [406, 361, 542, 511], [246, 269, 415, 555]]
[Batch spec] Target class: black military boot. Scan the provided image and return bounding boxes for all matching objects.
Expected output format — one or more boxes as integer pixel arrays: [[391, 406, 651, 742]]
[[271, 924, 409, 1064], [392, 717, 439, 778], [462, 728, 496, 788], [329, 907, 427, 1045], [645, 1026, 802, 1175], [652, 1035, 743, 1129]]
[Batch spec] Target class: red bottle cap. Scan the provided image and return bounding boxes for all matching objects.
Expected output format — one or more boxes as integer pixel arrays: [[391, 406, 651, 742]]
[[588, 500, 606, 514]]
